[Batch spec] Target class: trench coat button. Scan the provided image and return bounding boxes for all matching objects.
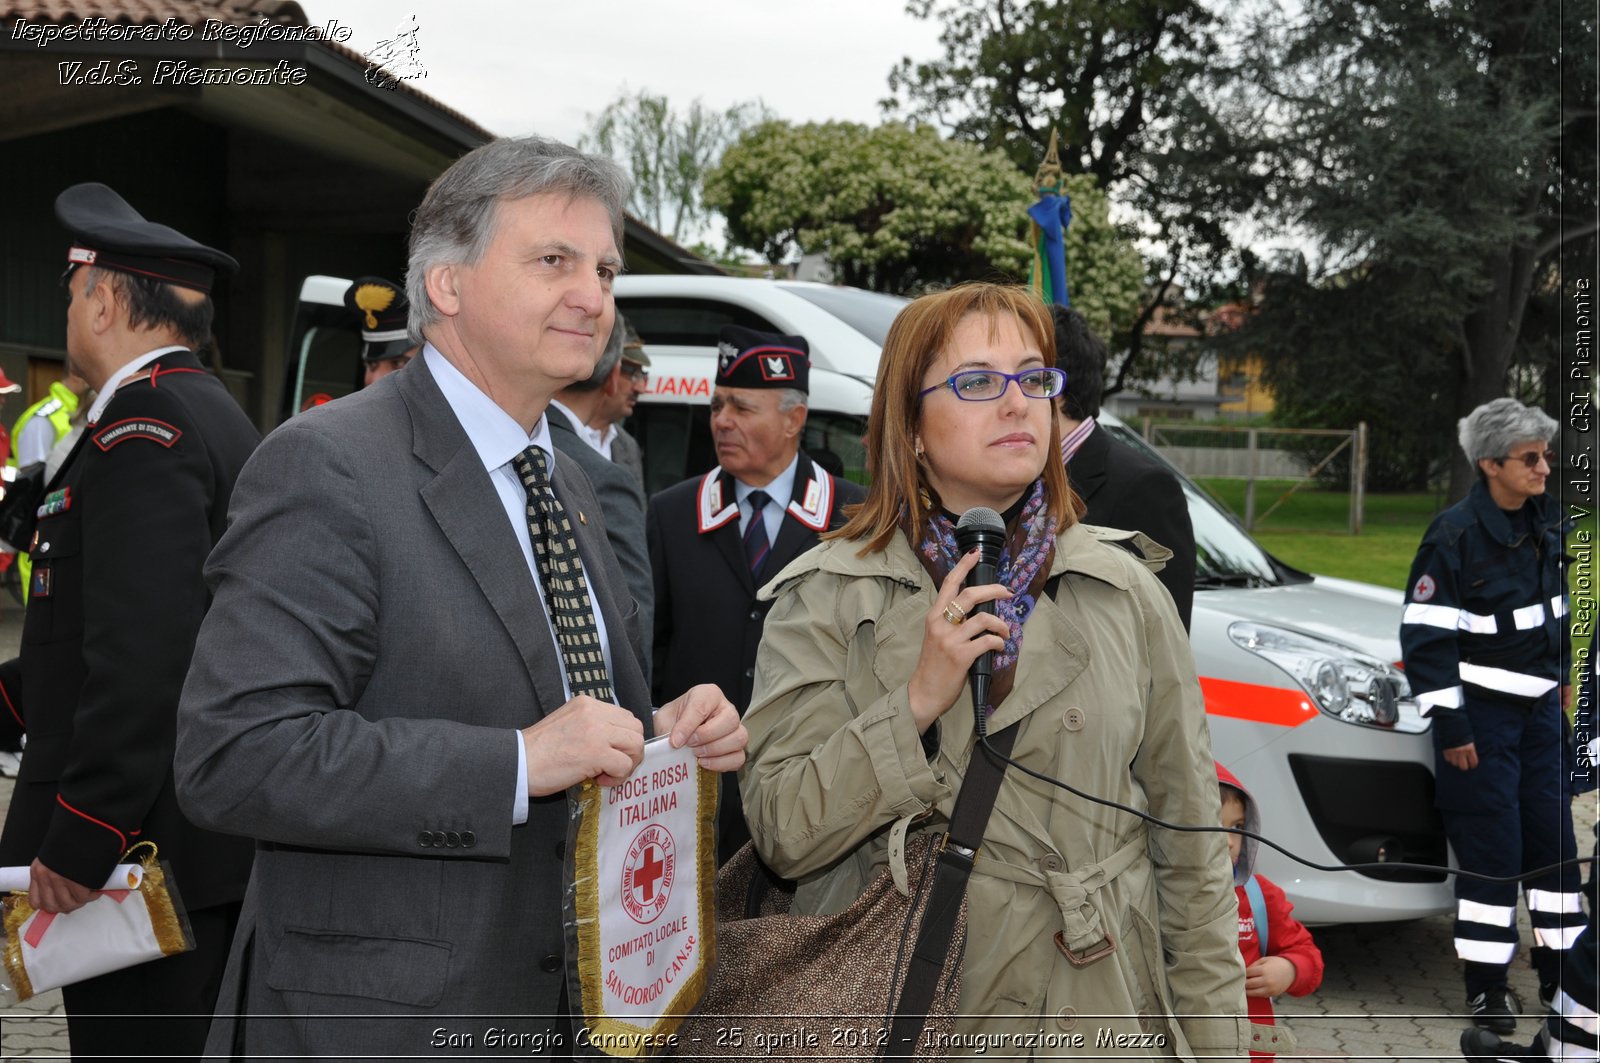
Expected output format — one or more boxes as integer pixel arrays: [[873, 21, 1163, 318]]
[[431, 831, 448, 847], [417, 832, 432, 848], [540, 954, 562, 973], [461, 831, 476, 848], [1063, 707, 1085, 731], [1040, 854, 1064, 873], [1137, 1011, 1153, 1033], [1054, 1006, 1078, 1031], [749, 609, 761, 621], [37, 542, 49, 553], [744, 668, 754, 679], [445, 831, 461, 848], [554, 839, 566, 859]]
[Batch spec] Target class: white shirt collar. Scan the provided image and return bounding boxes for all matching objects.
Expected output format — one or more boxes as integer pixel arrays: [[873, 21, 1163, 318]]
[[87, 345, 188, 425], [735, 451, 801, 510], [547, 398, 616, 458], [424, 345, 554, 475]]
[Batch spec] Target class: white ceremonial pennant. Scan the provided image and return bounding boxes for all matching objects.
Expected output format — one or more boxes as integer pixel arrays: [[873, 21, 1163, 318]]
[[569, 734, 718, 1057]]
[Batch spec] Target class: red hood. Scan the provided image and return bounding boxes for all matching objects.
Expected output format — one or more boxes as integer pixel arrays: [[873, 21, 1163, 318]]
[[1215, 760, 1261, 885]]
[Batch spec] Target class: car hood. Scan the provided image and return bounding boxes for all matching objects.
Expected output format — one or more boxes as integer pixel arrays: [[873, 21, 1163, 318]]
[[1193, 576, 1405, 663]]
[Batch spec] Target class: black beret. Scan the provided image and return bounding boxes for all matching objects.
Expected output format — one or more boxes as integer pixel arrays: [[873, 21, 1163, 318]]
[[714, 325, 809, 394], [343, 276, 414, 362], [56, 182, 238, 293]]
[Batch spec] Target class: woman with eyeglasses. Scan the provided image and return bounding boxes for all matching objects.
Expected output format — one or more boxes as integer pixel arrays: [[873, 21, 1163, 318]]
[[739, 283, 1257, 1056], [1400, 398, 1581, 1039]]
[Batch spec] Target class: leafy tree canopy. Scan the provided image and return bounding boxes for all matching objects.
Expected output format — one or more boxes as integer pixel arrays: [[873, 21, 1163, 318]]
[[705, 119, 1144, 335], [580, 91, 769, 245]]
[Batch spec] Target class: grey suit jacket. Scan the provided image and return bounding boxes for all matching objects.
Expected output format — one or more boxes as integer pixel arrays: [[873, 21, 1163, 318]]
[[547, 405, 653, 678], [610, 425, 644, 490], [175, 357, 651, 1058]]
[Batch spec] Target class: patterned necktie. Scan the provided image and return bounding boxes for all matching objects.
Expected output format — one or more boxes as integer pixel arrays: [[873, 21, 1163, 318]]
[[743, 490, 772, 576], [511, 445, 614, 702]]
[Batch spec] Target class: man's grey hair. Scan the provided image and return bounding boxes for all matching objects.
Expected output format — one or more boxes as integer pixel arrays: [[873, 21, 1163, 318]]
[[776, 388, 807, 414], [1457, 397, 1558, 465], [405, 136, 631, 340], [565, 317, 626, 393]]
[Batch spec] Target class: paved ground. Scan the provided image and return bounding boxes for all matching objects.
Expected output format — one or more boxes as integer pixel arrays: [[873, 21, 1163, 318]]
[[0, 593, 1593, 1059]]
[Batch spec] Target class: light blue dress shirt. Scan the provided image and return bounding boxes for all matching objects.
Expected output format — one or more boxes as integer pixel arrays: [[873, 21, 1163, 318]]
[[424, 345, 615, 824]]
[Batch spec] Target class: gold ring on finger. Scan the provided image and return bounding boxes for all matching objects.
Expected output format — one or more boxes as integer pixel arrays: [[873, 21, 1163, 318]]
[[942, 602, 967, 626]]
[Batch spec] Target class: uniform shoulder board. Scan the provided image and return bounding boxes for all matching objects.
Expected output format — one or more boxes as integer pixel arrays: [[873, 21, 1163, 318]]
[[93, 417, 183, 451]]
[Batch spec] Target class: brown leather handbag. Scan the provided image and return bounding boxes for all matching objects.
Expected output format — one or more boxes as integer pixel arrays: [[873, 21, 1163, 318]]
[[674, 727, 1017, 1060]]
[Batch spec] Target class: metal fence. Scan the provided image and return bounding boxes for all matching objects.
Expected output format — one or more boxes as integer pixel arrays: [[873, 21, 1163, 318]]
[[1141, 421, 1370, 533]]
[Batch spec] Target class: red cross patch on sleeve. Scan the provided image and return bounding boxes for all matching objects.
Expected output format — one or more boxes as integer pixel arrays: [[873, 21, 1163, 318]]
[[1412, 574, 1437, 602], [93, 418, 183, 451]]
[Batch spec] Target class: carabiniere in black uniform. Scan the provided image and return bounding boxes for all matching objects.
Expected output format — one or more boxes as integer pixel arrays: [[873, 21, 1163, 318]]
[[0, 182, 259, 1057]]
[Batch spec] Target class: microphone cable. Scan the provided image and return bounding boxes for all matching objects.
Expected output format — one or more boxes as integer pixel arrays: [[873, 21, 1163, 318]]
[[970, 732, 1597, 887]]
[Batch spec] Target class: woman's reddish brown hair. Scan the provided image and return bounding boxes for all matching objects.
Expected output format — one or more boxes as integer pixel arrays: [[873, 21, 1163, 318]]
[[829, 283, 1078, 553]]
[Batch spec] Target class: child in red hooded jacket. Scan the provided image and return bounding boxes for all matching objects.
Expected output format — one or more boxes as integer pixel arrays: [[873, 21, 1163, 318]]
[[1217, 761, 1325, 1058]]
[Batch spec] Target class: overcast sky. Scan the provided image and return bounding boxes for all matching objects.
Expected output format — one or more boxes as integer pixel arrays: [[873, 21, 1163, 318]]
[[308, 2, 945, 147]]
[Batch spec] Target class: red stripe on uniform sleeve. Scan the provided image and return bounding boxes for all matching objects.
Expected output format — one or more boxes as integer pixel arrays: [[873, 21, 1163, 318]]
[[0, 679, 20, 729], [55, 795, 126, 850]]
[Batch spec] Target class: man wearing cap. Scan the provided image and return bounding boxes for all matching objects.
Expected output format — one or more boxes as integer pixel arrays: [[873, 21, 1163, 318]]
[[547, 317, 654, 673], [1400, 397, 1582, 1036], [0, 182, 259, 1057], [345, 275, 420, 388], [608, 322, 650, 488], [647, 325, 863, 861]]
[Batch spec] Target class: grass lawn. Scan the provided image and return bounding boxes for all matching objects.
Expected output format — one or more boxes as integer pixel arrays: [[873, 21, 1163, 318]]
[[1193, 478, 1439, 590]]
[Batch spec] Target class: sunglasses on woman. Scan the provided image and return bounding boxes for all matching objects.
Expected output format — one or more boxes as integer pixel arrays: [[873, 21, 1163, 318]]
[[1497, 449, 1556, 469]]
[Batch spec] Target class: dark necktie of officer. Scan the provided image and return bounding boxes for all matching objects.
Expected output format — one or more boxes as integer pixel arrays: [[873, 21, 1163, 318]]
[[743, 490, 772, 575], [512, 444, 615, 702]]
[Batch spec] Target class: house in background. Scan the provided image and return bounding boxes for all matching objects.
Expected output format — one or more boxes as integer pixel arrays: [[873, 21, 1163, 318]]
[[0, 0, 719, 431]]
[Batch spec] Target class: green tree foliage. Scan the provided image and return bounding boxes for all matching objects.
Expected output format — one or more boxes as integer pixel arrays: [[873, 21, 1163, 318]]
[[704, 120, 1144, 333], [884, 0, 1267, 393], [1218, 0, 1594, 496], [580, 91, 769, 245]]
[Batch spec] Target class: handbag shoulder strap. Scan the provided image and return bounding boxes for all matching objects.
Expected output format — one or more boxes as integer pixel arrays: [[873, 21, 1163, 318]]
[[1244, 874, 1268, 957], [886, 721, 1017, 1055]]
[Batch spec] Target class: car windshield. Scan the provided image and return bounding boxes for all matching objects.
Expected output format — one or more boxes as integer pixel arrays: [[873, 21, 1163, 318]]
[[1098, 420, 1283, 586], [778, 284, 909, 346]]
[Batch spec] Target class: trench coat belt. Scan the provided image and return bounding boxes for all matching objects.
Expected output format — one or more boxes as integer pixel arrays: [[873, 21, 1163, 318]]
[[969, 832, 1147, 954]]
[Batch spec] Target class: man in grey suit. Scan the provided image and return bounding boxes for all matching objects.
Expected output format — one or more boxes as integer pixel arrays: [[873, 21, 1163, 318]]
[[548, 317, 652, 672], [175, 136, 747, 1058]]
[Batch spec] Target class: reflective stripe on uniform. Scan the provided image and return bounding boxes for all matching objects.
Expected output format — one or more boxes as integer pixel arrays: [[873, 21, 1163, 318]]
[[1546, 1035, 1597, 1062], [1513, 604, 1547, 630], [1459, 899, 1518, 927], [1404, 603, 1462, 629], [1416, 685, 1465, 710], [1460, 610, 1499, 634], [1456, 938, 1518, 963], [1554, 989, 1600, 1034], [1528, 889, 1586, 914], [1459, 662, 1559, 697], [1535, 925, 1586, 949], [1552, 595, 1569, 619]]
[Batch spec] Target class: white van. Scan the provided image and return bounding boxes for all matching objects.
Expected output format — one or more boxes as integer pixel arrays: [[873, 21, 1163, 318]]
[[287, 273, 1454, 923]]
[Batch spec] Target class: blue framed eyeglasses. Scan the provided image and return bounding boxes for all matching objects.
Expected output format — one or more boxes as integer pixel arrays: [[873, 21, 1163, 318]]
[[918, 367, 1067, 402]]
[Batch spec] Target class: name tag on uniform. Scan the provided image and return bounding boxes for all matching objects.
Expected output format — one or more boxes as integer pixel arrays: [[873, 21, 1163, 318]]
[[30, 565, 51, 599]]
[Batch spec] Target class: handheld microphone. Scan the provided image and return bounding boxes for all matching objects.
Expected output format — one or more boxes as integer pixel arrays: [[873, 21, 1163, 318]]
[[954, 507, 1006, 734]]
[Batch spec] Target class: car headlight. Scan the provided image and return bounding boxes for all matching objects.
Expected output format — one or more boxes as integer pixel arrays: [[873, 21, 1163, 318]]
[[1228, 621, 1424, 731]]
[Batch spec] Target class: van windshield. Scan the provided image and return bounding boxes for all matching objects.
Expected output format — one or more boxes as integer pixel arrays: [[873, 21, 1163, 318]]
[[778, 284, 909, 346], [1098, 420, 1283, 587]]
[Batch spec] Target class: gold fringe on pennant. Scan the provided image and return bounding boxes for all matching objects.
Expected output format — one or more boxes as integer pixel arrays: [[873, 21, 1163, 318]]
[[3, 892, 38, 1002]]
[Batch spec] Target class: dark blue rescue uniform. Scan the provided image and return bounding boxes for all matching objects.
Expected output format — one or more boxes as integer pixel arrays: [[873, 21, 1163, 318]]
[[1400, 481, 1582, 997]]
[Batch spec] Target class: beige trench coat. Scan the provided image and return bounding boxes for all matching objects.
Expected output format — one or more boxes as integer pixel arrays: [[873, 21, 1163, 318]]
[[741, 522, 1279, 1059]]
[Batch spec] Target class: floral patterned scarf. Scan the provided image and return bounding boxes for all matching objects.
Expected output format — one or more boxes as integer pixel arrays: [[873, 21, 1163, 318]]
[[906, 479, 1058, 713]]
